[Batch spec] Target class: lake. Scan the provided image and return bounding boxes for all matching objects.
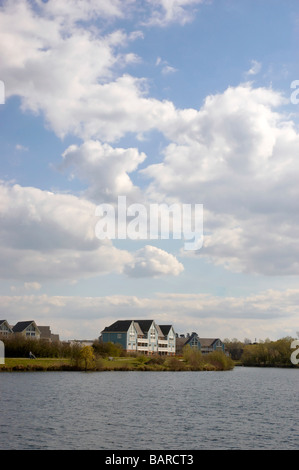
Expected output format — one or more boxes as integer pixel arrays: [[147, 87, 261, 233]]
[[0, 367, 298, 450]]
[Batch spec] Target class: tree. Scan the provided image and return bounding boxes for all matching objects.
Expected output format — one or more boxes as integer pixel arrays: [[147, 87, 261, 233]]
[[80, 346, 95, 370]]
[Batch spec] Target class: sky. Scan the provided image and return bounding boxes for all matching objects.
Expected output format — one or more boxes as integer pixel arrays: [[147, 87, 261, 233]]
[[0, 0, 299, 342]]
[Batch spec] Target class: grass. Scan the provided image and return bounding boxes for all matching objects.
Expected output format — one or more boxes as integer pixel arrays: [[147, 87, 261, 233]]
[[0, 353, 234, 372]]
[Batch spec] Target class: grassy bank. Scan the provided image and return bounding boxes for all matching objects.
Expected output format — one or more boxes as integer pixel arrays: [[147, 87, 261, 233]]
[[0, 351, 234, 372]]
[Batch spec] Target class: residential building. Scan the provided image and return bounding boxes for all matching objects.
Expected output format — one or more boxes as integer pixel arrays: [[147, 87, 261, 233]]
[[38, 326, 60, 342], [12, 321, 41, 339], [0, 320, 60, 342], [199, 338, 225, 354], [100, 320, 176, 355], [0, 320, 13, 337], [176, 332, 225, 355], [176, 332, 201, 355]]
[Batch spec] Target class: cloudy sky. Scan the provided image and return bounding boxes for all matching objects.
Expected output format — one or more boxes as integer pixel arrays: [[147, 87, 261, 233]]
[[1, 0, 299, 341]]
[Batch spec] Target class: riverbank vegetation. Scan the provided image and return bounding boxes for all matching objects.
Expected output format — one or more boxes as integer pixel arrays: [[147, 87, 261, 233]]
[[0, 337, 234, 372], [1, 335, 297, 371], [224, 336, 299, 368]]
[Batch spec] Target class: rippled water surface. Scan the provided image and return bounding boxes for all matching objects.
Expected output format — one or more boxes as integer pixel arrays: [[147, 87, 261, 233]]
[[0, 367, 298, 450]]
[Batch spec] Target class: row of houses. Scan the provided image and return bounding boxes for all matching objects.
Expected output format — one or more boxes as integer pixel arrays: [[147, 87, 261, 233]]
[[100, 320, 225, 356], [1, 318, 225, 356], [0, 320, 60, 342], [101, 320, 176, 356]]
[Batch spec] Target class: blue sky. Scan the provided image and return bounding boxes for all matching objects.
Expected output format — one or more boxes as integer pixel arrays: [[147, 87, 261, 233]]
[[0, 0, 299, 341]]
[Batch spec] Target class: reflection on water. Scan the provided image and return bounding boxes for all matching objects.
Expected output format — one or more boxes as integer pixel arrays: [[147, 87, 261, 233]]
[[0, 367, 298, 450]]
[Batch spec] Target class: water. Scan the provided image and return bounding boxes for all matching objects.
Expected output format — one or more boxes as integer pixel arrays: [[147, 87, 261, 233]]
[[0, 367, 298, 450]]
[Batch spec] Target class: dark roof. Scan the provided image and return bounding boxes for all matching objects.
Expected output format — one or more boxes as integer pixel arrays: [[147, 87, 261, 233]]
[[102, 320, 133, 333], [134, 320, 154, 333], [159, 325, 173, 336], [12, 321, 35, 333], [176, 337, 188, 347], [198, 338, 221, 347]]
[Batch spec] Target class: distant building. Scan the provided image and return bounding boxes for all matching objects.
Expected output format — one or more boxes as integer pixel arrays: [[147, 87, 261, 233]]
[[0, 320, 13, 337], [176, 332, 201, 355], [12, 321, 41, 339], [68, 340, 95, 347], [199, 338, 225, 354], [176, 332, 225, 355], [100, 320, 176, 356], [0, 320, 59, 342], [38, 326, 60, 342]]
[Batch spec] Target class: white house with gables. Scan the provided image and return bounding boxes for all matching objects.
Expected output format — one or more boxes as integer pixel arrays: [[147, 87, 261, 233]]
[[100, 320, 176, 356]]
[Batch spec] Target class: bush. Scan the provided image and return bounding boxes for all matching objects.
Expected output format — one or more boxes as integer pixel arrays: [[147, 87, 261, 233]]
[[147, 355, 165, 365], [92, 341, 124, 358], [183, 345, 204, 370], [204, 351, 234, 370], [165, 357, 187, 371]]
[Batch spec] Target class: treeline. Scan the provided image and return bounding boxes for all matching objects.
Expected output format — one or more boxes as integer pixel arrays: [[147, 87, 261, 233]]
[[224, 336, 298, 367], [2, 335, 80, 359]]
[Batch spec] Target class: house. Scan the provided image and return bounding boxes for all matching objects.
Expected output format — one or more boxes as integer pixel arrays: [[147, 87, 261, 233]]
[[0, 320, 13, 337], [198, 338, 225, 354], [38, 326, 60, 342], [100, 320, 176, 356], [175, 332, 201, 355], [0, 320, 60, 342], [176, 332, 225, 355], [12, 321, 41, 339]]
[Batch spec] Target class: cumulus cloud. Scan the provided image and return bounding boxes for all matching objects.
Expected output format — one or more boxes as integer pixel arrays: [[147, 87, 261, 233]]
[[143, 84, 299, 275], [1, 0, 299, 283], [0, 1, 189, 142], [0, 182, 183, 281], [125, 245, 184, 277], [61, 140, 146, 203]]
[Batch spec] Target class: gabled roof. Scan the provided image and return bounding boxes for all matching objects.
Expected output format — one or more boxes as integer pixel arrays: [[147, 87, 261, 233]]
[[12, 321, 38, 333], [102, 320, 134, 333], [198, 338, 221, 347], [176, 337, 188, 347], [159, 325, 173, 336], [0, 320, 12, 330], [134, 320, 155, 334]]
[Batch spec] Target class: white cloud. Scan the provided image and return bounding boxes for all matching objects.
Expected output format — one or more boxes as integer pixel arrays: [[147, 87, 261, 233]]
[[35, 0, 128, 24], [144, 0, 205, 26], [0, 182, 184, 281], [246, 59, 262, 76], [0, 1, 189, 142], [61, 140, 146, 203], [15, 144, 29, 152], [125, 245, 184, 277], [1, 288, 298, 341], [142, 84, 299, 275]]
